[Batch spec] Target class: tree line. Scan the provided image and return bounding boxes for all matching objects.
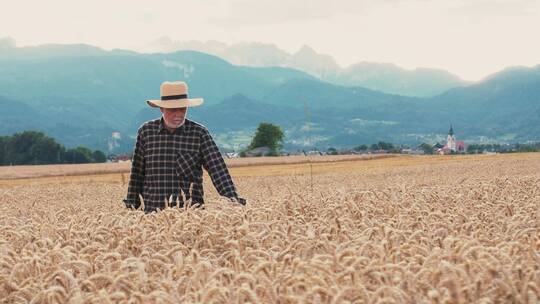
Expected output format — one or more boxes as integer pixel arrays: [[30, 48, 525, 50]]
[[0, 131, 106, 165], [329, 141, 540, 155], [417, 142, 540, 154], [465, 143, 540, 154]]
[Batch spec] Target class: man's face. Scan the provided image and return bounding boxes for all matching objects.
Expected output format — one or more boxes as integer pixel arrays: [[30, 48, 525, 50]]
[[160, 107, 188, 128]]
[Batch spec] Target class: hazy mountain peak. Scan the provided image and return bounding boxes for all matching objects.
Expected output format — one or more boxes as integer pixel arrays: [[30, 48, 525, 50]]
[[221, 93, 255, 106], [144, 37, 229, 55], [345, 62, 403, 76], [0, 41, 108, 60], [0, 37, 16, 49], [225, 42, 289, 67], [292, 44, 337, 66], [334, 61, 468, 96], [295, 44, 317, 56], [479, 65, 540, 84], [141, 38, 466, 97], [290, 45, 340, 79]]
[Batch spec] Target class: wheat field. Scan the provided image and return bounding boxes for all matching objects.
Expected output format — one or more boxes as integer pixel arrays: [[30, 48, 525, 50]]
[[0, 154, 393, 180], [0, 153, 539, 303]]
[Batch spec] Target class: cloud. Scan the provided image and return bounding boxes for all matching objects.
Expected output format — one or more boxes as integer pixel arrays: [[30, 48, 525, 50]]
[[210, 0, 370, 26], [161, 60, 195, 78], [1, 0, 539, 81], [209, 0, 540, 27], [449, 0, 539, 18]]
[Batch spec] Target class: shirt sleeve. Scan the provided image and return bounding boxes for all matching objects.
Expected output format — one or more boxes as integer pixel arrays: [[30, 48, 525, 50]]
[[200, 129, 239, 200], [125, 128, 145, 208]]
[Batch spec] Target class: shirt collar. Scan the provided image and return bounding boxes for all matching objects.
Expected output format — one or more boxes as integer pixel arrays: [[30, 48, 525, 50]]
[[159, 117, 187, 134]]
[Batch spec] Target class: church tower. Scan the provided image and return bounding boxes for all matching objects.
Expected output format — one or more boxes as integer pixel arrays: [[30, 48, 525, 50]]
[[447, 125, 456, 151]]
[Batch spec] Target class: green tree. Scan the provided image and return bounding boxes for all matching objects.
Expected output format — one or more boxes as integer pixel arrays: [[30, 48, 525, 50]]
[[0, 131, 103, 165], [327, 147, 338, 155], [370, 141, 396, 152], [29, 136, 64, 164], [92, 150, 107, 163], [419, 143, 434, 155], [377, 141, 394, 150], [64, 146, 93, 164], [354, 144, 368, 152], [5, 131, 44, 165], [0, 136, 6, 165], [248, 122, 284, 153], [467, 144, 479, 154], [3, 131, 65, 165]]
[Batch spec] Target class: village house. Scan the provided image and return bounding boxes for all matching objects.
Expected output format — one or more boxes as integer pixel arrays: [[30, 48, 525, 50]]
[[244, 146, 272, 157]]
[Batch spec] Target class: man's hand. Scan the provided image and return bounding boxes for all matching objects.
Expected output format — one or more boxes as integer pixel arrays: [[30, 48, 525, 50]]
[[123, 199, 140, 210], [230, 197, 247, 206]]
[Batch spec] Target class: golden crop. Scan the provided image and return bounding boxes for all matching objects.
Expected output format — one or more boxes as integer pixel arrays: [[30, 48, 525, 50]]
[[1, 153, 539, 303]]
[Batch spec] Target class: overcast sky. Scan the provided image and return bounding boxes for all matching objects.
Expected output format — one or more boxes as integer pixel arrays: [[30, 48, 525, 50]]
[[1, 0, 539, 81]]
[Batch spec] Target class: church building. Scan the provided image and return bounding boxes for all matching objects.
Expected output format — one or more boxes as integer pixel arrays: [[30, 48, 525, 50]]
[[437, 125, 467, 154]]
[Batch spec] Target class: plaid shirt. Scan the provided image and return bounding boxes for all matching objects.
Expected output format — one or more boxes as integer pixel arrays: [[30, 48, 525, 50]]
[[125, 118, 241, 212]]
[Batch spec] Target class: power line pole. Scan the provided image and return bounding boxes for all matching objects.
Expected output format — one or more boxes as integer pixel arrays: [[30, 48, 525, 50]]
[[304, 101, 313, 193]]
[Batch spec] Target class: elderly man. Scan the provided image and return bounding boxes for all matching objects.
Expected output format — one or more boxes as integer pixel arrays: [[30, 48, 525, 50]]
[[124, 81, 245, 212]]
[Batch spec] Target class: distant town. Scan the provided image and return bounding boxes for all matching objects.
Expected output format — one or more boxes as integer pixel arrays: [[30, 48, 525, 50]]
[[2, 127, 539, 166], [105, 125, 540, 163]]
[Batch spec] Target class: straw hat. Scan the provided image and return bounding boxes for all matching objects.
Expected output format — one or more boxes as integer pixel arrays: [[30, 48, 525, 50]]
[[146, 81, 204, 108]]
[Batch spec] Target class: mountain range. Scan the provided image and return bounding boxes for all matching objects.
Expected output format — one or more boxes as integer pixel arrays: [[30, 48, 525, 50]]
[[1, 39, 539, 152], [141, 38, 469, 97]]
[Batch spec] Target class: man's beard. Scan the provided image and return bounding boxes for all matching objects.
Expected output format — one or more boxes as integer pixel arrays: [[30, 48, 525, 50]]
[[163, 117, 185, 129]]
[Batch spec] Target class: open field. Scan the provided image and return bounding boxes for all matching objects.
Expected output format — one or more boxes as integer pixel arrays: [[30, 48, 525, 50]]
[[1, 153, 539, 303], [0, 154, 395, 180]]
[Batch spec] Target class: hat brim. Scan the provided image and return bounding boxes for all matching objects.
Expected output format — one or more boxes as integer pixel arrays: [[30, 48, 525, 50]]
[[146, 98, 204, 108]]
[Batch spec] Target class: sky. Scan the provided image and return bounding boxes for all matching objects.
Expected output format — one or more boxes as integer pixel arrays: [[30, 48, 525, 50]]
[[1, 0, 539, 81]]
